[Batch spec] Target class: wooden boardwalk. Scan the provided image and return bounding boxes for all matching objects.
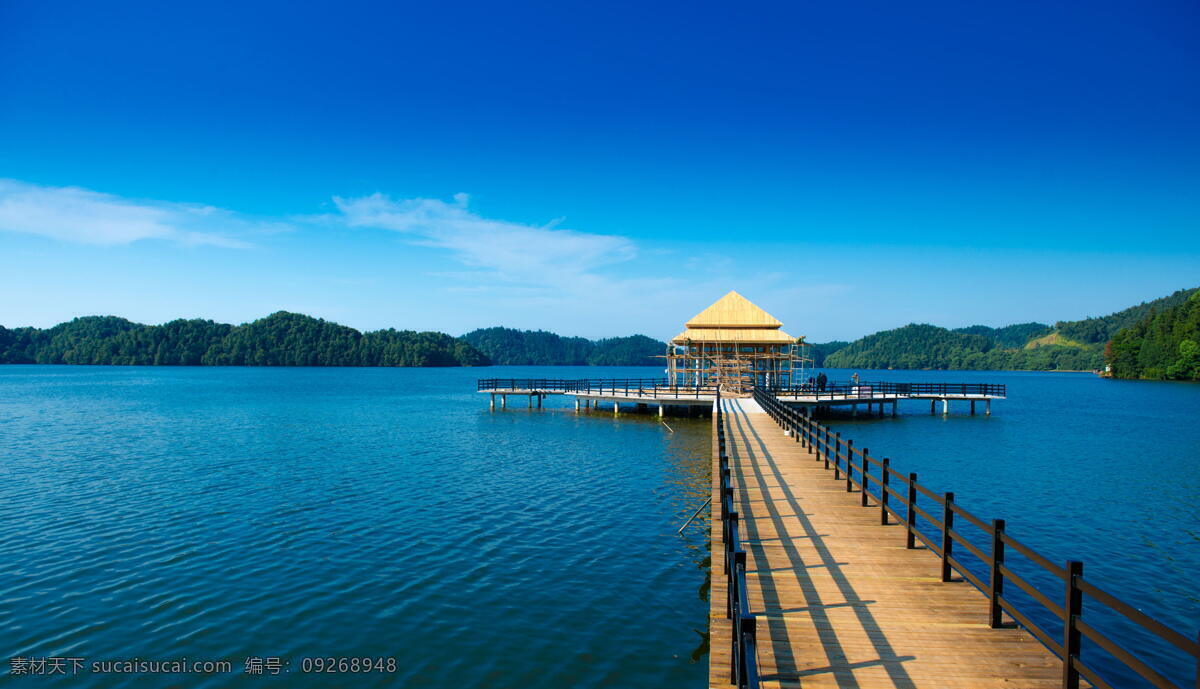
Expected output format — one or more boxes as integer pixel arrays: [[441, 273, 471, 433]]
[[709, 397, 1063, 689]]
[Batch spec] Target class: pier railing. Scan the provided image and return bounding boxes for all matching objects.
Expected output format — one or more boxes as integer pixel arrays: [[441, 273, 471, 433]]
[[477, 378, 1005, 400], [751, 386, 1198, 689], [766, 381, 1007, 399], [715, 390, 760, 689], [477, 377, 718, 398]]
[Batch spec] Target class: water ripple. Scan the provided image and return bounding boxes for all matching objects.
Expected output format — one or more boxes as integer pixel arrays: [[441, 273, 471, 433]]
[[0, 366, 711, 688]]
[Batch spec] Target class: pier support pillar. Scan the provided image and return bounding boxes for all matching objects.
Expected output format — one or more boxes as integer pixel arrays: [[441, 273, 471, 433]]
[[942, 399, 949, 415], [658, 404, 664, 417], [852, 404, 858, 418], [528, 395, 533, 409], [490, 393, 495, 410], [501, 394, 507, 409], [537, 395, 542, 409], [986, 399, 992, 416], [970, 400, 976, 415], [574, 398, 580, 411], [892, 401, 897, 417], [930, 399, 935, 414], [613, 402, 619, 414]]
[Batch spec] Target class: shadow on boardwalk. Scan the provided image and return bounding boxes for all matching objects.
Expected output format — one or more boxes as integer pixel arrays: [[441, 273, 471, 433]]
[[729, 409, 918, 688]]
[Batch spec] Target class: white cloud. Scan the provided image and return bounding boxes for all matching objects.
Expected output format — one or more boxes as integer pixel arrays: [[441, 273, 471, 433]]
[[333, 193, 636, 283], [0, 179, 268, 247]]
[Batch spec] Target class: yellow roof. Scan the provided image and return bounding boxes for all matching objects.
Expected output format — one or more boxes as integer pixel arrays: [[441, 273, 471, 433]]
[[671, 328, 797, 344], [685, 291, 783, 329]]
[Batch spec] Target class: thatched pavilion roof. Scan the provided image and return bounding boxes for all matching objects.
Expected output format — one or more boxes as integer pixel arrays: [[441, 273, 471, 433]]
[[672, 291, 798, 344]]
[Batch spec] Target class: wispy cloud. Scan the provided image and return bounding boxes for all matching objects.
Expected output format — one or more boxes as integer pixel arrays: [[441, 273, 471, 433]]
[[333, 193, 636, 283], [0, 179, 273, 248], [0, 179, 864, 338]]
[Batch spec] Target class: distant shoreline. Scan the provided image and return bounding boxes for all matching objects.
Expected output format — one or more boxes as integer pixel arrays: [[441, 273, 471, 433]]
[[0, 362, 1099, 372]]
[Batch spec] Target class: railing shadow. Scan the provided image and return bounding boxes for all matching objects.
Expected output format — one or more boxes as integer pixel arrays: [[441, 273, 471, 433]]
[[726, 405, 918, 689]]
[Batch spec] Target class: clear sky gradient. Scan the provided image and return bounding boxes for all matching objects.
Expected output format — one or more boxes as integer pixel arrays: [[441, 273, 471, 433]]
[[1, 0, 1197, 341]]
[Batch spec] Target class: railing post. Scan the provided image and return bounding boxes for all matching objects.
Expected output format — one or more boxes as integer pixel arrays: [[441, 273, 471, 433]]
[[728, 543, 743, 619], [845, 439, 854, 491], [861, 448, 870, 506], [738, 613, 756, 687], [833, 434, 842, 480], [822, 427, 830, 468], [906, 473, 918, 549], [941, 492, 955, 582], [989, 518, 1005, 628], [1062, 560, 1083, 689], [880, 458, 890, 524]]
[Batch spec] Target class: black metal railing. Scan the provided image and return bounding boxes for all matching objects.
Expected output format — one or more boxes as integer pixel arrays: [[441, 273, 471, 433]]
[[477, 378, 718, 399], [766, 381, 1007, 399], [750, 386, 1197, 689], [715, 389, 760, 689], [477, 378, 1006, 400]]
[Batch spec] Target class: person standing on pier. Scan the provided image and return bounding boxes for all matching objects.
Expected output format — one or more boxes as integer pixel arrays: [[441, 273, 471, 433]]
[[816, 372, 827, 392]]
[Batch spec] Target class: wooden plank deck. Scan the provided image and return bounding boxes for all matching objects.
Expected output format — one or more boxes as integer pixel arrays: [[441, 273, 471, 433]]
[[709, 398, 1064, 688]]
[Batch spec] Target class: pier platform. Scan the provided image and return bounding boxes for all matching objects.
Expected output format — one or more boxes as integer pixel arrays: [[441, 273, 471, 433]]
[[477, 378, 1006, 416]]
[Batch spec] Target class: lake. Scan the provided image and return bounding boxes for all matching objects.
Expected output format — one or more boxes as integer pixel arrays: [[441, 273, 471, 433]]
[[1, 366, 1196, 687]]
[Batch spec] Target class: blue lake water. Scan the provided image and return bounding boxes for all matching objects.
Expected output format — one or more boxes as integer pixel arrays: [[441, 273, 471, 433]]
[[0, 366, 712, 687], [1, 365, 1196, 687]]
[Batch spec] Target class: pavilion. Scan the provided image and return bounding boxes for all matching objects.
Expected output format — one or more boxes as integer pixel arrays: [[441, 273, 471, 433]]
[[667, 291, 810, 395]]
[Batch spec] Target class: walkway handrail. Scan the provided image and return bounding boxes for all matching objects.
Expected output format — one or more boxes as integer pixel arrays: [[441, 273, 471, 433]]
[[716, 390, 760, 689], [477, 377, 720, 398], [767, 380, 1007, 399], [477, 378, 1007, 400], [750, 386, 1197, 689]]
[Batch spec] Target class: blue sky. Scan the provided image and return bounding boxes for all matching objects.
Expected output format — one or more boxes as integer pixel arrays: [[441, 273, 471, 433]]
[[1, 0, 1197, 342]]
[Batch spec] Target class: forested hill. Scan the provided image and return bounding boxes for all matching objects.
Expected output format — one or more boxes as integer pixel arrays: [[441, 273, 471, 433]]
[[1106, 290, 1200, 380], [7, 288, 1195, 372], [824, 287, 1199, 372], [808, 341, 849, 367], [1053, 287, 1198, 346], [952, 323, 1050, 348], [0, 312, 488, 367], [823, 324, 1098, 371], [461, 327, 665, 366]]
